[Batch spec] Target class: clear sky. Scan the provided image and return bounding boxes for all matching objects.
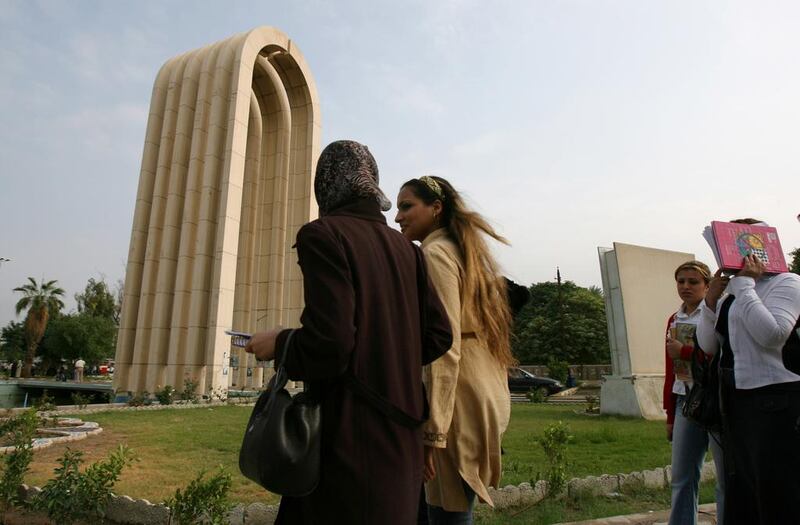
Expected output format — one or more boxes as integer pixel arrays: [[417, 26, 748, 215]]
[[1, 0, 798, 327]]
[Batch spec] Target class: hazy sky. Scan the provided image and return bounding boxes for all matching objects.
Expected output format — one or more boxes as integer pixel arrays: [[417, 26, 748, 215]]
[[1, 0, 799, 327]]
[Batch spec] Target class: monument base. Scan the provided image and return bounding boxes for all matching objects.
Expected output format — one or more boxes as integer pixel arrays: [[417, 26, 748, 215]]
[[600, 374, 665, 420]]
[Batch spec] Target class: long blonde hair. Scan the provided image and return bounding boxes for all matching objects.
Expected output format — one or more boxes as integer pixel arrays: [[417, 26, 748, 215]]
[[402, 176, 517, 368]]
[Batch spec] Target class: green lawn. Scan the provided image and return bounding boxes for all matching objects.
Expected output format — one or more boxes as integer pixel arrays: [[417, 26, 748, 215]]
[[475, 482, 717, 524], [500, 404, 672, 486], [24, 403, 688, 517]]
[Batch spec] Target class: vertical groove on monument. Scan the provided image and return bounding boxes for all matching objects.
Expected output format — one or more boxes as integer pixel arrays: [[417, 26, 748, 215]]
[[129, 55, 191, 393], [165, 41, 224, 390], [114, 28, 320, 397], [114, 57, 173, 390], [231, 91, 265, 389]]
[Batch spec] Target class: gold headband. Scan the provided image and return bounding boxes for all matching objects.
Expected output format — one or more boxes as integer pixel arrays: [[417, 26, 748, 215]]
[[675, 261, 711, 281], [419, 176, 444, 200]]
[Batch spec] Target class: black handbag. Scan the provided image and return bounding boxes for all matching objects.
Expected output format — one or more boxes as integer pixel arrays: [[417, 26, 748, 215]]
[[238, 330, 321, 496], [681, 343, 722, 434]]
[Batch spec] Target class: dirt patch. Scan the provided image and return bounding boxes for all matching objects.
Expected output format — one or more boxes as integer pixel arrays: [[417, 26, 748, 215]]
[[26, 427, 124, 487]]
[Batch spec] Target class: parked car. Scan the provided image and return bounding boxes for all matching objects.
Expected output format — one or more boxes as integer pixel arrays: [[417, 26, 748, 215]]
[[507, 367, 565, 396]]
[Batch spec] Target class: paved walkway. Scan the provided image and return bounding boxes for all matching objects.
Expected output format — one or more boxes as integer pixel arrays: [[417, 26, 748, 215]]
[[555, 503, 716, 525]]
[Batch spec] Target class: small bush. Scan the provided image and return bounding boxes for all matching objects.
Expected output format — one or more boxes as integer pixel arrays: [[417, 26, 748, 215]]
[[207, 386, 227, 404], [30, 444, 136, 524], [526, 388, 546, 403], [539, 421, 572, 497], [127, 391, 152, 407], [585, 395, 600, 414], [0, 409, 38, 510], [70, 392, 91, 409], [33, 390, 56, 412], [180, 378, 199, 404], [155, 385, 175, 406], [166, 467, 232, 525]]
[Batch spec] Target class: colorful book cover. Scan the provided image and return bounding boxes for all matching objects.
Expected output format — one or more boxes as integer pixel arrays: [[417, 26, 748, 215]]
[[672, 322, 696, 383], [711, 221, 788, 274]]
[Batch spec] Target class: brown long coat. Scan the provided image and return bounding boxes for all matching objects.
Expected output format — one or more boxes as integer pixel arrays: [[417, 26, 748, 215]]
[[272, 199, 453, 525]]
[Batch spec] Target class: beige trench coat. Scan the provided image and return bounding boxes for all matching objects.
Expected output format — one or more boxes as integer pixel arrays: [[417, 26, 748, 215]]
[[421, 228, 511, 511]]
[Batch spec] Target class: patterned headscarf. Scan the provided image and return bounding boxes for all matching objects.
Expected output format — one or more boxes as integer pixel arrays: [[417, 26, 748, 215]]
[[314, 140, 392, 215]]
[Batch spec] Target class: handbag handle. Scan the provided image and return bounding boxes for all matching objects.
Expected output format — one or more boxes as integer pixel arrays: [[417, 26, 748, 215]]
[[267, 329, 295, 398]]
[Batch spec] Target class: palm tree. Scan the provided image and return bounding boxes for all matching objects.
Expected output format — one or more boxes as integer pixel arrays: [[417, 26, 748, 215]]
[[14, 277, 65, 378]]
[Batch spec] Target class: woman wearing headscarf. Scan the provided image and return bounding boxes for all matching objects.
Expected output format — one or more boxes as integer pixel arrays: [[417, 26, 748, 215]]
[[395, 176, 513, 524], [246, 141, 453, 525]]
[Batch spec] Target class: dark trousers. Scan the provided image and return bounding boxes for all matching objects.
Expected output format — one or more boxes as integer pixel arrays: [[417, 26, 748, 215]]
[[722, 381, 800, 525]]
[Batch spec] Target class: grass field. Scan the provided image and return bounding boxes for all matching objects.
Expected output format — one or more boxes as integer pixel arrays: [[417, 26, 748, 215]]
[[500, 404, 672, 486], [21, 402, 703, 521]]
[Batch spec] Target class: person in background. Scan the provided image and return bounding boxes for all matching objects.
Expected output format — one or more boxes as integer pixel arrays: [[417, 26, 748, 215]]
[[396, 175, 513, 524], [74, 357, 85, 382], [697, 219, 800, 525], [245, 141, 453, 525], [663, 261, 724, 525]]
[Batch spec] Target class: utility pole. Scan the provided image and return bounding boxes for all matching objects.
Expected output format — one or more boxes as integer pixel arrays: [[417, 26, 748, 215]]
[[557, 267, 565, 356]]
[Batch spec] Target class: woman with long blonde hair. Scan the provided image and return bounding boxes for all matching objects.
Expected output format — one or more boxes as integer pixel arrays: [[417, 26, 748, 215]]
[[395, 175, 514, 524]]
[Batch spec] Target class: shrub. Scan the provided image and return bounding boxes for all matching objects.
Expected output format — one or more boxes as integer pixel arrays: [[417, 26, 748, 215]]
[[30, 444, 136, 524], [0, 409, 38, 510], [180, 378, 199, 404], [584, 395, 600, 414], [154, 385, 175, 406], [166, 467, 232, 525], [33, 390, 56, 412], [207, 386, 227, 403], [526, 388, 546, 404], [70, 392, 91, 409], [539, 421, 572, 497], [127, 391, 152, 407]]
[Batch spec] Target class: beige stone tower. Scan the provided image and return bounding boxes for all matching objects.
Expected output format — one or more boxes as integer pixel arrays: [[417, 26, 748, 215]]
[[114, 27, 320, 397]]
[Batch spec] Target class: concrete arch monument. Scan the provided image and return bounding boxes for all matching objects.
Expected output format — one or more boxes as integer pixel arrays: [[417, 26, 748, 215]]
[[114, 27, 321, 396]]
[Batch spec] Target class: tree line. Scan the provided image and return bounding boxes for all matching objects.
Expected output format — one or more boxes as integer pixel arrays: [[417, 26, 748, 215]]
[[3, 247, 798, 378], [1, 277, 120, 377]]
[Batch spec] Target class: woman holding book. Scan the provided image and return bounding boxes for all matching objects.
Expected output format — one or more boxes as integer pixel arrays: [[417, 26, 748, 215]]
[[395, 176, 512, 524], [663, 260, 725, 525], [696, 219, 800, 525]]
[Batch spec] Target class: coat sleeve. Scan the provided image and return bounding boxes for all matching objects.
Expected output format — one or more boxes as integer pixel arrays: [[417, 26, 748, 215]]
[[422, 242, 462, 448], [275, 222, 356, 381], [728, 274, 800, 349], [696, 299, 721, 356], [416, 246, 453, 366]]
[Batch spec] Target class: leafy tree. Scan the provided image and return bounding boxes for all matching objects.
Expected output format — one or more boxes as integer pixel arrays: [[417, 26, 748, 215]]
[[512, 280, 610, 365], [13, 278, 65, 377], [39, 314, 117, 370], [0, 321, 26, 362], [789, 247, 800, 275], [75, 277, 119, 324]]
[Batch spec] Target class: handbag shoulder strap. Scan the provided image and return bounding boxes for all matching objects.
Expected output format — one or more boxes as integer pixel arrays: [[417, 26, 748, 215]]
[[268, 329, 295, 395]]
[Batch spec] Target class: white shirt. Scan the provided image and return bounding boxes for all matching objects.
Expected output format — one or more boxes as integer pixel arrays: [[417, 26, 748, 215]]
[[75, 359, 86, 369], [671, 304, 702, 396], [697, 273, 800, 389]]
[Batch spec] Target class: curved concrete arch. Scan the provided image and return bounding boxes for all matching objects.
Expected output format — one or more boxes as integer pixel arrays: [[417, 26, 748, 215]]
[[115, 27, 321, 396]]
